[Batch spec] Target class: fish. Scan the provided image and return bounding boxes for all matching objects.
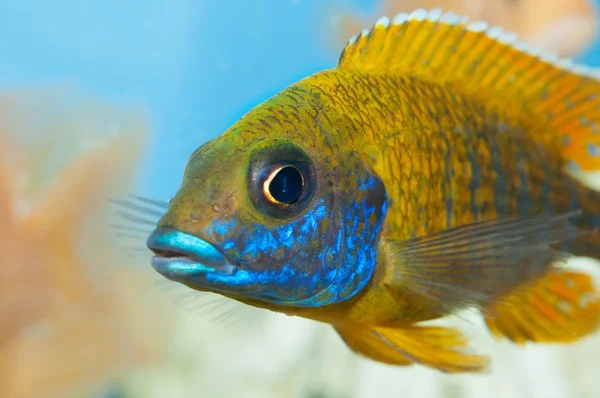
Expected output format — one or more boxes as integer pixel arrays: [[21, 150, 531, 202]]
[[145, 9, 600, 373]]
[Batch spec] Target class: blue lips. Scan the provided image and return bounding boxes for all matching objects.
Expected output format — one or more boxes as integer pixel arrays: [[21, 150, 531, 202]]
[[147, 227, 233, 277]]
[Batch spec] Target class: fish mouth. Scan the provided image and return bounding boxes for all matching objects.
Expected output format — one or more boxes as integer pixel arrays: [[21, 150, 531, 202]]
[[147, 227, 237, 278]]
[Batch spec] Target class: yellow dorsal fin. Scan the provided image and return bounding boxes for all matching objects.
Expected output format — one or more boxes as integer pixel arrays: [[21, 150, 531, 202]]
[[337, 9, 600, 172]]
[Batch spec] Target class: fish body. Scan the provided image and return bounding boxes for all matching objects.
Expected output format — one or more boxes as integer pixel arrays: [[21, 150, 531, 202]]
[[147, 10, 600, 372]]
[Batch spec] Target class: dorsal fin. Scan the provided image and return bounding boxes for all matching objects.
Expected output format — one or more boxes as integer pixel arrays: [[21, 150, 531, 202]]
[[337, 9, 600, 172]]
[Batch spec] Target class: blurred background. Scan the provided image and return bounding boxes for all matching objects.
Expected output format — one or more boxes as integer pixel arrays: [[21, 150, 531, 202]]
[[1, 1, 600, 397]]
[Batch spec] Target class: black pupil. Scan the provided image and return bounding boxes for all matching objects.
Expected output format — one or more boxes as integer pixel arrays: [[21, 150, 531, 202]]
[[269, 166, 303, 203]]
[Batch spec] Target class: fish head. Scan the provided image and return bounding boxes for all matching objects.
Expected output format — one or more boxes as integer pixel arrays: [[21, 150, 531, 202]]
[[147, 87, 387, 309]]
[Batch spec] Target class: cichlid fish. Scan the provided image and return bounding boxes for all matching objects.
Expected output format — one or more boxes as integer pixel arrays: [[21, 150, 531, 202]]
[[146, 9, 600, 372]]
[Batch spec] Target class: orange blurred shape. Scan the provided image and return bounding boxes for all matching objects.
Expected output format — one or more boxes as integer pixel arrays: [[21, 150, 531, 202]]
[[332, 0, 598, 58], [0, 89, 173, 398]]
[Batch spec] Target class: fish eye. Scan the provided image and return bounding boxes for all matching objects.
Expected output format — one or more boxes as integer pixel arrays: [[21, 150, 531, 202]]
[[263, 165, 304, 204], [248, 144, 316, 219]]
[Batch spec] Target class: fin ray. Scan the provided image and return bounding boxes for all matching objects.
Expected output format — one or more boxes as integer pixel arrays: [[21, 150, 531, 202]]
[[385, 211, 582, 314]]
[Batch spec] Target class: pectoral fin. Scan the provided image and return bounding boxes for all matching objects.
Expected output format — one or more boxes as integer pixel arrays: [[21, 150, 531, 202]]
[[335, 325, 488, 373], [384, 211, 582, 315], [484, 270, 600, 344]]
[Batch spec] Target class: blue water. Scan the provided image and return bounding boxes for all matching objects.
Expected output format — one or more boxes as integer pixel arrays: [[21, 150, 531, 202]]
[[1, 0, 599, 201]]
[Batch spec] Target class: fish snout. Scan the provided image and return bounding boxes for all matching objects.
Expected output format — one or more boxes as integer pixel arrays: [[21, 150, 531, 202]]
[[146, 227, 236, 279]]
